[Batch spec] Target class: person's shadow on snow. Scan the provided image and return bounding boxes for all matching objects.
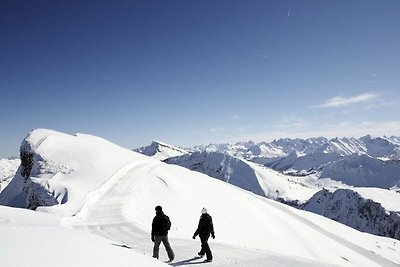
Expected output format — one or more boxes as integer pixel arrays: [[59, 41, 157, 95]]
[[112, 243, 132, 249], [169, 256, 207, 266]]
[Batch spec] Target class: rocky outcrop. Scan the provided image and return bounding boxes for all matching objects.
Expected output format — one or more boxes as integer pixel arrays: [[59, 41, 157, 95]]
[[0, 131, 66, 210], [303, 189, 400, 240]]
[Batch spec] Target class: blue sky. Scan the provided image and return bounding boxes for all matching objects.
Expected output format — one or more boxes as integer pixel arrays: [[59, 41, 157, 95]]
[[1, 0, 399, 157]]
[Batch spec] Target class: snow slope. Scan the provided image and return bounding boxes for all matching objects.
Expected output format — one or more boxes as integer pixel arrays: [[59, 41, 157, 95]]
[[320, 154, 400, 188], [134, 141, 188, 160], [1, 129, 400, 266], [165, 151, 322, 202], [268, 152, 343, 173], [0, 205, 166, 267], [165, 151, 266, 197]]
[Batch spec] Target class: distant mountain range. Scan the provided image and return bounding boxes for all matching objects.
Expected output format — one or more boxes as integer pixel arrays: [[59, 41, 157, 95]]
[[193, 135, 400, 161], [187, 136, 400, 189], [137, 136, 400, 189]]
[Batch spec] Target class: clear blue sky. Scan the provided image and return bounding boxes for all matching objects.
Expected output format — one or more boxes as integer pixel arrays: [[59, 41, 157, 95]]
[[1, 0, 399, 157]]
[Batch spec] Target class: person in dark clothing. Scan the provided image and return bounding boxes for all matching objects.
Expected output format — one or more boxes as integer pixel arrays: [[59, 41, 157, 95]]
[[151, 205, 175, 261], [192, 207, 215, 262]]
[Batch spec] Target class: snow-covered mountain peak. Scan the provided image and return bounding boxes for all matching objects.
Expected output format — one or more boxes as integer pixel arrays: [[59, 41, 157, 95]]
[[0, 128, 150, 215], [134, 140, 188, 160]]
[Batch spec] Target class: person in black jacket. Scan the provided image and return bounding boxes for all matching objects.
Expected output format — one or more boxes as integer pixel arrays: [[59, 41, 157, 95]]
[[151, 205, 174, 261], [192, 207, 215, 262]]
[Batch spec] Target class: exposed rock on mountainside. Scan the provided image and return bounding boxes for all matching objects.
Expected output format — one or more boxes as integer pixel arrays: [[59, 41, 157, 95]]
[[303, 189, 400, 240], [1, 132, 69, 209]]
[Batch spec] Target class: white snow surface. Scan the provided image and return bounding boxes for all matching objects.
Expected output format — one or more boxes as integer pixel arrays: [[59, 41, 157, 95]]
[[0, 205, 166, 267], [1, 129, 400, 267]]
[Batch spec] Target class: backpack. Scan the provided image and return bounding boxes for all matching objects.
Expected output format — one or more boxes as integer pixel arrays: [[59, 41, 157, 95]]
[[202, 214, 213, 233], [166, 216, 171, 231], [161, 215, 171, 232]]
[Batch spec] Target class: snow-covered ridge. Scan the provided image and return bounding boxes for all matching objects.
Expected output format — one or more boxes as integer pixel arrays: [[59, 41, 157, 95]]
[[134, 140, 188, 160]]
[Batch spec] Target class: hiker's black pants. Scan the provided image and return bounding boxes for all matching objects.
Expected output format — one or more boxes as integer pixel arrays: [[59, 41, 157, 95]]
[[199, 234, 213, 261]]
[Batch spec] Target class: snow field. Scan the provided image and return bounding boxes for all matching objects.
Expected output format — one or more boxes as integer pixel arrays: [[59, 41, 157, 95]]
[[0, 206, 167, 267]]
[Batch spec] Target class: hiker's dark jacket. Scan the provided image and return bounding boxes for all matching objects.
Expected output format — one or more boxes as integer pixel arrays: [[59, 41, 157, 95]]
[[194, 213, 214, 238], [152, 211, 171, 236]]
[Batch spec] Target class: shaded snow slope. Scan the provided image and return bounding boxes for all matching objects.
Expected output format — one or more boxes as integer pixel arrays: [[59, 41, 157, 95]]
[[134, 141, 188, 160], [303, 189, 400, 240], [0, 158, 20, 193], [0, 206, 166, 267], [268, 152, 343, 173], [165, 151, 266, 196], [320, 154, 400, 188]]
